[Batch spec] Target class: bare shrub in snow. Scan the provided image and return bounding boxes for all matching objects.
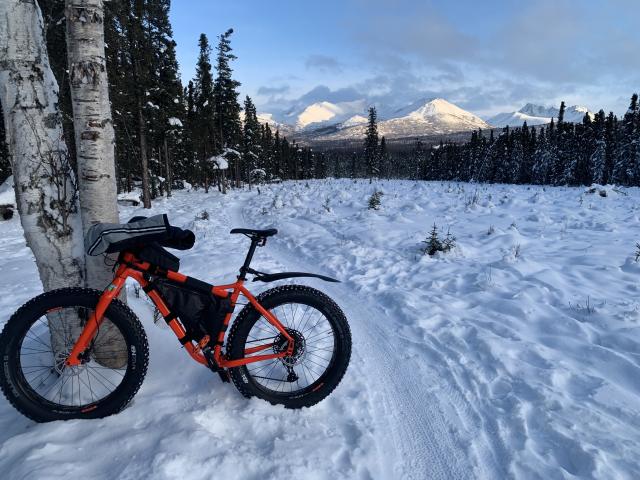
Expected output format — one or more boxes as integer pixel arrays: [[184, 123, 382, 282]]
[[487, 225, 495, 235], [635, 243, 640, 262], [271, 194, 283, 209], [513, 244, 521, 259], [443, 228, 457, 252], [569, 296, 597, 319], [322, 197, 331, 213], [465, 190, 480, 208], [197, 210, 210, 221]]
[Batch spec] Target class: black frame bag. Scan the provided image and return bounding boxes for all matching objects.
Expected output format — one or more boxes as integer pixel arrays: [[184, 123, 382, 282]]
[[152, 278, 231, 343]]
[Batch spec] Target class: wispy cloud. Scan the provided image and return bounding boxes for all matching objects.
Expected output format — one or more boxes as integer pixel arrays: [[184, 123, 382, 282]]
[[305, 54, 344, 73], [257, 84, 291, 96]]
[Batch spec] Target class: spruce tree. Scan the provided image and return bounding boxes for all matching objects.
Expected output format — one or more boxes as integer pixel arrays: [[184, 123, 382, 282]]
[[104, 0, 137, 192], [242, 96, 261, 186], [213, 28, 242, 186], [181, 80, 198, 184], [363, 106, 379, 180], [412, 139, 427, 179], [518, 123, 534, 184], [604, 112, 617, 184], [590, 110, 607, 184], [557, 101, 566, 124], [193, 33, 217, 189], [147, 0, 184, 196], [260, 123, 274, 180], [553, 103, 568, 184], [531, 127, 553, 184], [612, 94, 639, 185], [379, 136, 389, 179]]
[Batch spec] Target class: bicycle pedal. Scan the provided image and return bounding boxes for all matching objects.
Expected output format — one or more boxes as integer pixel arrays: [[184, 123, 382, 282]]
[[201, 345, 219, 371]]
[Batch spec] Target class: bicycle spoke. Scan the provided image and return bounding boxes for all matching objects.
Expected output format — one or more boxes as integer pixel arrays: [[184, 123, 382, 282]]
[[18, 306, 128, 409], [244, 300, 337, 396]]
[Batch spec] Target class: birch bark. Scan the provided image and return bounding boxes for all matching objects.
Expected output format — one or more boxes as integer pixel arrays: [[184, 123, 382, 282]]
[[65, 0, 120, 289], [65, 0, 126, 366], [0, 0, 85, 291], [0, 0, 86, 356]]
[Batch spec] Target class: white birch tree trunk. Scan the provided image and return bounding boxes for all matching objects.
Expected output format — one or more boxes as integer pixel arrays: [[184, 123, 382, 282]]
[[65, 0, 126, 367], [65, 0, 120, 290], [0, 0, 85, 290], [0, 0, 86, 356]]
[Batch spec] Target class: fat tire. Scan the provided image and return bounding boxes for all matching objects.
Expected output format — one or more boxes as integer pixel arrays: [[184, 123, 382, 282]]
[[227, 285, 351, 408], [0, 288, 149, 422]]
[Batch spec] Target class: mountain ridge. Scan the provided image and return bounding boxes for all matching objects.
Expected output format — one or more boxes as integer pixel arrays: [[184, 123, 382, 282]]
[[260, 97, 491, 141], [254, 99, 595, 142], [487, 104, 594, 128]]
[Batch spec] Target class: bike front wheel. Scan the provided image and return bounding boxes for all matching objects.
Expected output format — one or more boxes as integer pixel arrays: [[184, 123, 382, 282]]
[[0, 288, 149, 422], [227, 285, 351, 408]]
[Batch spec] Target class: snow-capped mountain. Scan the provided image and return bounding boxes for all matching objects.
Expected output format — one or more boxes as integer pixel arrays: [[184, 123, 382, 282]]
[[240, 110, 293, 136], [307, 98, 491, 141], [518, 103, 558, 118], [252, 98, 595, 142], [339, 114, 368, 128], [488, 103, 595, 128], [564, 105, 594, 123], [283, 99, 367, 130]]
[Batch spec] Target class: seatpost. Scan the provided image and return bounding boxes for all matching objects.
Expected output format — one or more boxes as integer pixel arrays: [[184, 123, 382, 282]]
[[238, 236, 261, 280]]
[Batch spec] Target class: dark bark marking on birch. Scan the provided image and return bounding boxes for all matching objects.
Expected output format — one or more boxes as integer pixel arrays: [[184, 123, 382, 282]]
[[80, 130, 100, 140]]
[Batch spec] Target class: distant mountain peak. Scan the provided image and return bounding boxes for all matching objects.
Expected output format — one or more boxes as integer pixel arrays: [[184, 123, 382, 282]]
[[300, 97, 490, 141], [518, 103, 557, 118], [488, 103, 594, 128], [292, 99, 366, 130]]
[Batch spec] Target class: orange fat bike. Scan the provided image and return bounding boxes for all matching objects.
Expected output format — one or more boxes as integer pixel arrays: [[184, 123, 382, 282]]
[[0, 215, 351, 422]]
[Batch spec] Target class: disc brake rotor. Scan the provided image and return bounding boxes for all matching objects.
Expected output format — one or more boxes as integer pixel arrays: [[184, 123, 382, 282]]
[[272, 328, 306, 367]]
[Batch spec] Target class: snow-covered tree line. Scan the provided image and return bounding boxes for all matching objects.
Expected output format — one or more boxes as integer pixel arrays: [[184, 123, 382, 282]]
[[4, 1, 636, 193], [320, 96, 640, 187], [0, 0, 317, 199]]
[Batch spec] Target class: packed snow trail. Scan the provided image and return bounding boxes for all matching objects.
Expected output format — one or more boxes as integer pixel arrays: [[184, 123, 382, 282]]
[[231, 200, 492, 479], [1, 179, 639, 479], [240, 180, 640, 479]]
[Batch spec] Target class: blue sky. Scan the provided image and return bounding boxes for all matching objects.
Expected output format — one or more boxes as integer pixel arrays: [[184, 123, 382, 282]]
[[170, 0, 639, 117]]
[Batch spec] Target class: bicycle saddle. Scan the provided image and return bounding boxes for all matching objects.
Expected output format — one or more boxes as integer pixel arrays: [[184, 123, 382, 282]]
[[230, 228, 278, 238]]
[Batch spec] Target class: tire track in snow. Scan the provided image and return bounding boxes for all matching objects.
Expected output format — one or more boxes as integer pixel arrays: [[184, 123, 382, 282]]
[[233, 197, 499, 479]]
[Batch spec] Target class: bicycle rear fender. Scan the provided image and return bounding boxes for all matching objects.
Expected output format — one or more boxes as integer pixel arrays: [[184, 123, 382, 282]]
[[252, 271, 340, 283]]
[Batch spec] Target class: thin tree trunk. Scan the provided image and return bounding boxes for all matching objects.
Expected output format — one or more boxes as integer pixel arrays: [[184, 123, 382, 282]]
[[0, 0, 86, 354], [137, 98, 151, 207], [164, 137, 172, 197], [65, 0, 126, 367]]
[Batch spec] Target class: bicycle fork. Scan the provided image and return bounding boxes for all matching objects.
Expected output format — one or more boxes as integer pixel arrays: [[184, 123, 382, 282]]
[[65, 276, 127, 367]]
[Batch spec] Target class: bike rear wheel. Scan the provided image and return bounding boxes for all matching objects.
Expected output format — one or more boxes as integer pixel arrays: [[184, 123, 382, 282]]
[[0, 288, 148, 422], [227, 285, 351, 408]]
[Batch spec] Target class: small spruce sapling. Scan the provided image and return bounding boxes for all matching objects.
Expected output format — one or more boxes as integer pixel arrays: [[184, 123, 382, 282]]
[[442, 228, 456, 252], [368, 190, 383, 210], [423, 224, 442, 256], [422, 224, 456, 256]]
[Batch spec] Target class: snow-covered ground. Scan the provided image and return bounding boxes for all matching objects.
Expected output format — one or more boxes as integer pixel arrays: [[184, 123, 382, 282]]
[[1, 179, 639, 479]]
